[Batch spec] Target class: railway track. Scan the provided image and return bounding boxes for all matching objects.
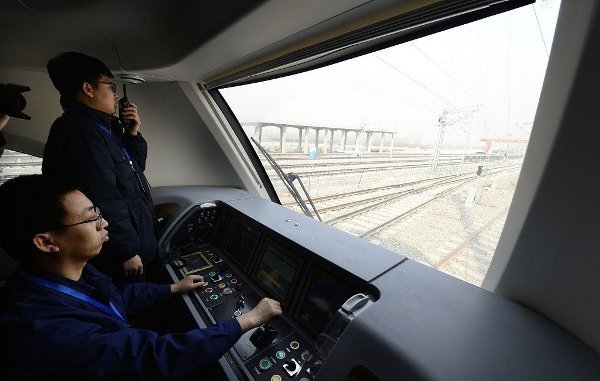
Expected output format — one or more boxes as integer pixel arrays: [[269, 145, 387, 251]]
[[323, 166, 519, 238], [433, 208, 508, 286], [285, 164, 519, 215], [261, 150, 512, 177], [265, 157, 505, 177], [283, 174, 463, 207], [331, 177, 475, 237]]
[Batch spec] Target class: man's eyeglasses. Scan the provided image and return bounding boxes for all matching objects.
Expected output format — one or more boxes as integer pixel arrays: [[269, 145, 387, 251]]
[[47, 206, 103, 231], [97, 81, 117, 93]]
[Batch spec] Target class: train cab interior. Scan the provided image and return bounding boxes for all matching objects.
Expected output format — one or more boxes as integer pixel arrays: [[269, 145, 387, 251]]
[[1, 0, 600, 379]]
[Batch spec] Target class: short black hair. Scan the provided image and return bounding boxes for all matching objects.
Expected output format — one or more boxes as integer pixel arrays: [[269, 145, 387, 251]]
[[0, 175, 80, 262], [47, 52, 113, 102]]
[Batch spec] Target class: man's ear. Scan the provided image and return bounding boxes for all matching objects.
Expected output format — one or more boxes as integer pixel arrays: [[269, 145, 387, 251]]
[[81, 82, 94, 98], [32, 233, 60, 254]]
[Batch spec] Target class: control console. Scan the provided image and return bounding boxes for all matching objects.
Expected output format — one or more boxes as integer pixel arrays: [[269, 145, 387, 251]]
[[160, 203, 373, 380]]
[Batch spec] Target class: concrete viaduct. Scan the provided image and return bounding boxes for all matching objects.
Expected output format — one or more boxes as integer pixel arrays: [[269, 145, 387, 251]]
[[246, 122, 396, 154]]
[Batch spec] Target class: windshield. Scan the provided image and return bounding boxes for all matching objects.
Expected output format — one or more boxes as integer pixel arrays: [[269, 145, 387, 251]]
[[220, 1, 561, 286]]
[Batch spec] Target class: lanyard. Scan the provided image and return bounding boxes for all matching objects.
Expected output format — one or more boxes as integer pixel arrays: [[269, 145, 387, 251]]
[[19, 271, 127, 323], [94, 121, 148, 194], [62, 106, 133, 164], [63, 107, 148, 194], [93, 121, 133, 164]]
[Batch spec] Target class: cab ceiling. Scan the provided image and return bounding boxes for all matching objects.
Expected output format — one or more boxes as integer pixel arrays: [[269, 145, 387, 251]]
[[0, 0, 420, 83]]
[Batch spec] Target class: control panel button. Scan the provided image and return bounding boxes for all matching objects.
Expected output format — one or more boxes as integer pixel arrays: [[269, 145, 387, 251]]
[[212, 257, 223, 264], [204, 287, 213, 293], [222, 287, 233, 295], [271, 376, 282, 381], [209, 294, 218, 300], [301, 350, 311, 361], [230, 278, 238, 284], [218, 282, 226, 289], [290, 341, 300, 350], [210, 274, 223, 283], [208, 271, 217, 277], [259, 358, 272, 371], [224, 273, 232, 278], [276, 350, 286, 360], [299, 378, 310, 381]]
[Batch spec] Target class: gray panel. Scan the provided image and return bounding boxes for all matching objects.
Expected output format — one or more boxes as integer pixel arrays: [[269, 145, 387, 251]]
[[152, 185, 255, 206], [129, 82, 241, 188], [483, 0, 600, 353], [319, 260, 600, 380], [225, 196, 404, 282]]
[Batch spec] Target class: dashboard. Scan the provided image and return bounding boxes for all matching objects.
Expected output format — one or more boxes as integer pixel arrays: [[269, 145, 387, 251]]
[[153, 186, 600, 381], [159, 200, 376, 380]]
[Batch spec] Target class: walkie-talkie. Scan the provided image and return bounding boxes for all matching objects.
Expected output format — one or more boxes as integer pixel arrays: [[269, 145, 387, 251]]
[[118, 83, 133, 130]]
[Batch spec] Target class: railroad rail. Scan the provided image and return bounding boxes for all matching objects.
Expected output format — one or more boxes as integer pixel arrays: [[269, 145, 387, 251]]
[[325, 166, 519, 238]]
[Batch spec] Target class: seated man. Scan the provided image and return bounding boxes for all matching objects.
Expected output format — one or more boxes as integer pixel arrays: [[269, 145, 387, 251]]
[[0, 174, 281, 380]]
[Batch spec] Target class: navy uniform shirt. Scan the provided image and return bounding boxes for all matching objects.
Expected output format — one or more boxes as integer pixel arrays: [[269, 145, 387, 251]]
[[0, 264, 242, 379], [42, 100, 157, 274]]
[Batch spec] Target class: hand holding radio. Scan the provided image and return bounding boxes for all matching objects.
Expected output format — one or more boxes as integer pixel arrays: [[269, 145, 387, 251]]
[[118, 84, 141, 135]]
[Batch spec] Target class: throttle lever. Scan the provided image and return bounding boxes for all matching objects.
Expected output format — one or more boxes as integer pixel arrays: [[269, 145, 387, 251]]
[[234, 295, 245, 317], [249, 321, 278, 348]]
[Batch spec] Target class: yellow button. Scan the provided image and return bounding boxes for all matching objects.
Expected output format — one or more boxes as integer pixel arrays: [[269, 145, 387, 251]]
[[271, 376, 282, 381]]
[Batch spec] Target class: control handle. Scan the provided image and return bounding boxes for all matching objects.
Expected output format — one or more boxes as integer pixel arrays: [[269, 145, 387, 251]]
[[249, 322, 278, 348]]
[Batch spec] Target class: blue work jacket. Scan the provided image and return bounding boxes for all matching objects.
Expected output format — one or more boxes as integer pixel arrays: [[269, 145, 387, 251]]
[[0, 264, 242, 379], [42, 101, 157, 272]]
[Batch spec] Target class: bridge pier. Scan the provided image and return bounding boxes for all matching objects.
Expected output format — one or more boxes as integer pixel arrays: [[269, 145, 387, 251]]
[[366, 132, 374, 152], [354, 130, 363, 154], [324, 129, 333, 153], [254, 124, 263, 144], [304, 127, 310, 153]]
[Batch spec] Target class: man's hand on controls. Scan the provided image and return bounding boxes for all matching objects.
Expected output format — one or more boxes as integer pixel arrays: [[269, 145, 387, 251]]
[[122, 254, 143, 277], [121, 102, 141, 135], [171, 275, 208, 294], [237, 298, 282, 333]]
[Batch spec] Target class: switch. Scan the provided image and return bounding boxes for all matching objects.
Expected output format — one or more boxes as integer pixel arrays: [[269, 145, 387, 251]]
[[283, 359, 301, 377], [306, 360, 323, 376]]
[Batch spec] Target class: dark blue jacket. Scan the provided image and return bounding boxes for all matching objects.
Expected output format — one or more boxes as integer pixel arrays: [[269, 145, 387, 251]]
[[42, 101, 157, 271], [0, 264, 242, 380]]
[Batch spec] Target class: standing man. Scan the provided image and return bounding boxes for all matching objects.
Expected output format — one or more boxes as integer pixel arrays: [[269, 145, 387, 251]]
[[43, 52, 156, 282]]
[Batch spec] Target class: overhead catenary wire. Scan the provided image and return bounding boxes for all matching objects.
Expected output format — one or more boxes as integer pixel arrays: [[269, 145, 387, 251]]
[[372, 53, 452, 106], [410, 42, 479, 103], [531, 4, 549, 57]]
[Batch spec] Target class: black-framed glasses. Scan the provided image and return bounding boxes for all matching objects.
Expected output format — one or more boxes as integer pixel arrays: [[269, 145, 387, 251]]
[[47, 206, 103, 231], [97, 81, 117, 93]]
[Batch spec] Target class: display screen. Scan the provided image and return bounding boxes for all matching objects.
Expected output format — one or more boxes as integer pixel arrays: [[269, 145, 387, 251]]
[[223, 220, 260, 271], [295, 269, 355, 336], [254, 242, 301, 302]]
